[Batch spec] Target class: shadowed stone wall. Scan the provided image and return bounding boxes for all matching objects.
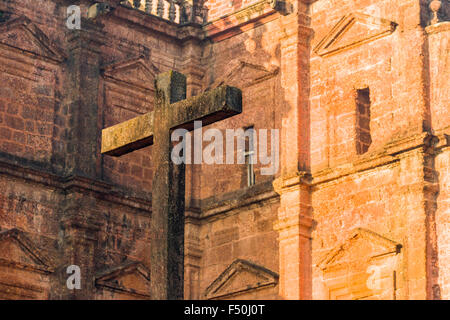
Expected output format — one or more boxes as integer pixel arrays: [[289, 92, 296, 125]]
[[0, 0, 448, 300]]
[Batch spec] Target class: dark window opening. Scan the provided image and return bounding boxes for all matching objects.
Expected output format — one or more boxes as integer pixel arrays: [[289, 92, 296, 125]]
[[356, 88, 372, 155]]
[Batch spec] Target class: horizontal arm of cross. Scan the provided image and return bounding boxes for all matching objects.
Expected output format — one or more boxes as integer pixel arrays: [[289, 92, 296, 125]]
[[101, 112, 154, 157], [169, 85, 242, 131], [101, 85, 242, 157]]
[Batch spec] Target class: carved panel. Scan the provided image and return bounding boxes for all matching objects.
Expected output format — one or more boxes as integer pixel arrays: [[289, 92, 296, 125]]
[[204, 259, 278, 299], [0, 229, 53, 300], [102, 56, 159, 93], [318, 228, 402, 300], [95, 261, 151, 299], [0, 16, 66, 63], [314, 12, 397, 57], [209, 59, 279, 90]]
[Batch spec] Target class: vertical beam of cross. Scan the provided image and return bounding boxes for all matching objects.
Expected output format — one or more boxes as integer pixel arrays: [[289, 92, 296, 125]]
[[152, 71, 187, 300], [101, 71, 242, 299]]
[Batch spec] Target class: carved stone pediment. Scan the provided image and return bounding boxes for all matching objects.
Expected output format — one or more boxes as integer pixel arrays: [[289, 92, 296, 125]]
[[204, 259, 278, 299], [0, 228, 54, 274], [95, 261, 151, 298], [314, 12, 397, 57], [0, 16, 66, 63], [102, 56, 160, 91], [319, 228, 401, 270], [209, 59, 279, 89], [318, 228, 402, 300]]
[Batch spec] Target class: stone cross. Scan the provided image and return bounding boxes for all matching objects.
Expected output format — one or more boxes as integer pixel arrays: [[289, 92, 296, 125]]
[[101, 71, 242, 299]]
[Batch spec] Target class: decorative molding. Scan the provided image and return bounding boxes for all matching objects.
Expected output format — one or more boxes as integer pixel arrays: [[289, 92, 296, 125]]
[[312, 132, 438, 187], [272, 171, 312, 195], [0, 157, 152, 213], [0, 229, 54, 274], [274, 215, 314, 238], [317, 228, 402, 300], [425, 20, 450, 34], [0, 15, 66, 63], [109, 3, 205, 42], [318, 228, 402, 270], [95, 261, 151, 298], [234, 0, 273, 22], [198, 180, 279, 220], [314, 12, 397, 57], [102, 55, 160, 91], [209, 59, 279, 90], [204, 259, 278, 299], [204, 1, 279, 42]]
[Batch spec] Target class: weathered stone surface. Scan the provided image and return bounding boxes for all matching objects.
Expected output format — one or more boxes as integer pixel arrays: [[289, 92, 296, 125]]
[[101, 84, 242, 157], [204, 259, 279, 300], [101, 112, 154, 157], [0, 0, 448, 301], [101, 70, 242, 299]]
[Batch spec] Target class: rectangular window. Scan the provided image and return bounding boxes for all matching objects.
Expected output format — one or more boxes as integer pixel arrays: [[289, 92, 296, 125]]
[[245, 126, 256, 187], [355, 88, 372, 155]]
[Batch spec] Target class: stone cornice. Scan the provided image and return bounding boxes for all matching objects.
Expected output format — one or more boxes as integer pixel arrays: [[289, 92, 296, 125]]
[[272, 171, 312, 194], [36, 0, 318, 46], [0, 157, 152, 213], [202, 190, 279, 220], [0, 156, 285, 219], [66, 18, 108, 53], [312, 132, 439, 187], [425, 21, 450, 34], [204, 0, 281, 42], [273, 214, 314, 237], [186, 181, 279, 221], [52, 0, 313, 45], [207, 0, 274, 24], [270, 132, 443, 191]]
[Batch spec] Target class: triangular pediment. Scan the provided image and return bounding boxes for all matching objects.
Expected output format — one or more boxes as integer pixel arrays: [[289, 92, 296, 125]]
[[204, 259, 278, 299], [0, 229, 54, 273], [95, 261, 151, 298], [318, 228, 402, 270], [314, 12, 397, 57], [210, 60, 279, 89], [0, 16, 66, 63], [102, 56, 159, 91]]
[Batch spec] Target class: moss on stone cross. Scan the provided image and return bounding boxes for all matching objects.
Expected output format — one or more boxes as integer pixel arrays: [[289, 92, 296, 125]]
[[101, 71, 242, 299]]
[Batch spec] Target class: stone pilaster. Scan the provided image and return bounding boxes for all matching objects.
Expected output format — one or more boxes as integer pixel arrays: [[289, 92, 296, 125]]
[[180, 34, 205, 300], [62, 16, 105, 179], [426, 18, 450, 134], [273, 0, 314, 300], [184, 210, 203, 299], [274, 173, 313, 299], [396, 149, 427, 299], [59, 192, 102, 300], [58, 12, 106, 299], [426, 6, 450, 298]]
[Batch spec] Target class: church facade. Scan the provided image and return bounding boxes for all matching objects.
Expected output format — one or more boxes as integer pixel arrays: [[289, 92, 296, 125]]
[[0, 0, 448, 300]]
